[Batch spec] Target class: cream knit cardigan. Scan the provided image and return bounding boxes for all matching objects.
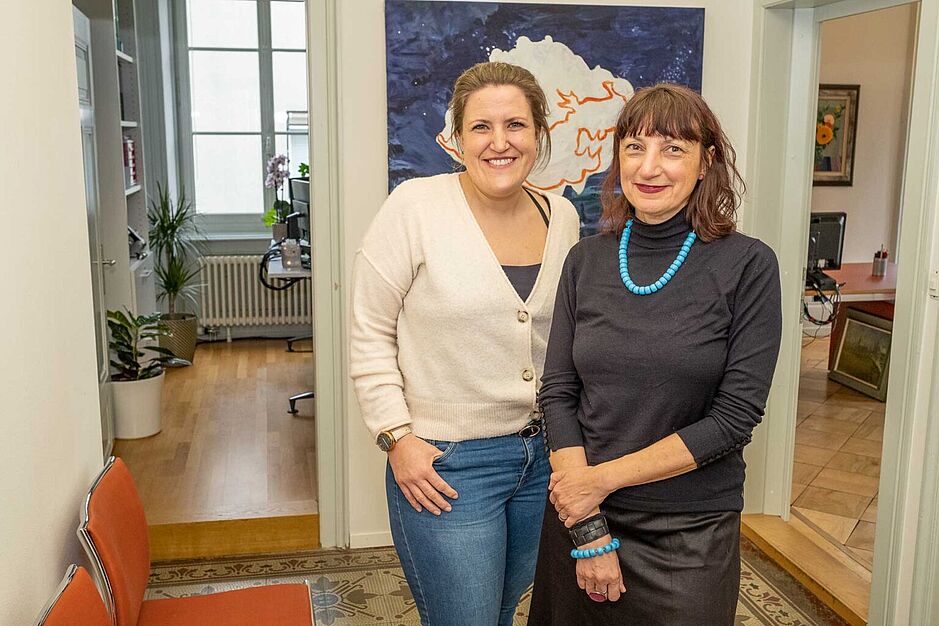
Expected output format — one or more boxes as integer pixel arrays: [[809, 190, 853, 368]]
[[350, 173, 580, 442]]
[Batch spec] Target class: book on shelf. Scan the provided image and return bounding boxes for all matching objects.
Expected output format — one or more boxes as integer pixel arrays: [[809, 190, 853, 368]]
[[123, 135, 138, 188]]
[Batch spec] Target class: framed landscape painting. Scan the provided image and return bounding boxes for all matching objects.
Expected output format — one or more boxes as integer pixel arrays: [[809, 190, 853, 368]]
[[814, 84, 860, 186], [829, 308, 891, 401]]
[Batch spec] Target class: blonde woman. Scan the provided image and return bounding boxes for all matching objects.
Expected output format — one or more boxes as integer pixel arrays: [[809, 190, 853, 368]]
[[350, 62, 580, 625]]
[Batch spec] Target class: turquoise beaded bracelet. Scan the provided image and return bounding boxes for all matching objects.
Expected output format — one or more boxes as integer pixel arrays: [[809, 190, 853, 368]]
[[570, 537, 620, 559]]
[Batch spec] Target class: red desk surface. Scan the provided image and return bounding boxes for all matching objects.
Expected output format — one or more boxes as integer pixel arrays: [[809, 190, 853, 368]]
[[824, 262, 898, 296]]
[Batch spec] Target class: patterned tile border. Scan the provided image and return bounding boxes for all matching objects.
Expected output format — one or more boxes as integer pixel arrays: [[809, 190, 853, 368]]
[[148, 538, 847, 625]]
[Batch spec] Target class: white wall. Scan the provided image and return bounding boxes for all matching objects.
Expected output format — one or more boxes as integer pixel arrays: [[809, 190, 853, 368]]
[[337, 0, 757, 547], [0, 3, 105, 622], [812, 4, 917, 263]]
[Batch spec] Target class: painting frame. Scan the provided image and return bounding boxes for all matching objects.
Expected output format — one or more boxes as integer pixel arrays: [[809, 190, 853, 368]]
[[813, 84, 860, 186], [829, 308, 891, 402]]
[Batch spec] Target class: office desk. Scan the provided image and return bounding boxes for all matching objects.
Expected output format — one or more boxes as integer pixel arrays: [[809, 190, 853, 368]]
[[267, 256, 311, 279], [806, 262, 898, 369], [808, 261, 898, 301], [263, 251, 314, 413]]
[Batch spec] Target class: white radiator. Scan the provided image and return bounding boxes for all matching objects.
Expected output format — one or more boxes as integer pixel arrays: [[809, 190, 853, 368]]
[[199, 255, 312, 328]]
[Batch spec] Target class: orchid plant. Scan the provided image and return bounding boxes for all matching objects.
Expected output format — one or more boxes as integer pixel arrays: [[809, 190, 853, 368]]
[[262, 153, 292, 226]]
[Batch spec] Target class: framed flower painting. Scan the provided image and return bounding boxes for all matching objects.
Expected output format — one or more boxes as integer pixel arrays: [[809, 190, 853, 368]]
[[814, 84, 860, 186]]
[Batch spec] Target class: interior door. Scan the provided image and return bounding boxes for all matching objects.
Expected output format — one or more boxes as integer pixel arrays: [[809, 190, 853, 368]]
[[75, 6, 114, 458]]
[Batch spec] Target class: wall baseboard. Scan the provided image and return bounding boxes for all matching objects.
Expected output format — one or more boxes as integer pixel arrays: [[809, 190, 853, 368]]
[[350, 531, 394, 549], [199, 324, 313, 342]]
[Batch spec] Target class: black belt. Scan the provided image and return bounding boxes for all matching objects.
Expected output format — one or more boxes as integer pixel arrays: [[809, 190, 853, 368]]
[[517, 419, 543, 438]]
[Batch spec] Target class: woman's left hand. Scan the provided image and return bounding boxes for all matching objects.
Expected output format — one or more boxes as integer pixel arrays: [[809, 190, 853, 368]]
[[549, 466, 610, 528]]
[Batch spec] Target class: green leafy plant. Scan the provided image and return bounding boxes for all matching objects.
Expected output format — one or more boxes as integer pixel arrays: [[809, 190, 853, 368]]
[[298, 162, 310, 178], [107, 309, 183, 381], [148, 183, 203, 315], [262, 199, 292, 227]]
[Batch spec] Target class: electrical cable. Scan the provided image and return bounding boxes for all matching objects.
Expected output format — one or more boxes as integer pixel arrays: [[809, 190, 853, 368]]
[[259, 244, 302, 291], [802, 276, 841, 326]]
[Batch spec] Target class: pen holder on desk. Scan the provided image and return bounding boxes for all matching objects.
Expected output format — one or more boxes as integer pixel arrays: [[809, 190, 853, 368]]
[[872, 256, 887, 277], [282, 239, 301, 268]]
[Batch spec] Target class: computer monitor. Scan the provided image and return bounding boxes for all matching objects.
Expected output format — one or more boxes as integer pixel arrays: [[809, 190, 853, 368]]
[[288, 198, 309, 241], [287, 177, 311, 242], [806, 212, 846, 289]]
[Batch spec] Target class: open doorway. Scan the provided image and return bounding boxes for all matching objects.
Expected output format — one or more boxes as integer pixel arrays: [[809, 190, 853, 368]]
[[102, 0, 319, 559], [792, 1, 917, 574], [742, 1, 939, 623]]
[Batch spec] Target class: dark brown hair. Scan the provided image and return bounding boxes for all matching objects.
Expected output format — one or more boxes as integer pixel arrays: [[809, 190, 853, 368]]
[[599, 83, 743, 242], [449, 61, 552, 169]]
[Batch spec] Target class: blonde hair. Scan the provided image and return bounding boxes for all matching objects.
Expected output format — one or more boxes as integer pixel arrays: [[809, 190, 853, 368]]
[[448, 61, 552, 169]]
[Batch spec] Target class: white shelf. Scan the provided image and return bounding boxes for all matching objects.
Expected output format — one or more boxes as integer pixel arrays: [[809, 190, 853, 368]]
[[116, 49, 134, 63], [120, 120, 138, 128], [125, 184, 142, 196]]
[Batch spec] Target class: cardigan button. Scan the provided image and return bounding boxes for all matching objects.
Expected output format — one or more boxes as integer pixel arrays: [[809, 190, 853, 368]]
[[517, 310, 530, 323], [522, 368, 534, 382]]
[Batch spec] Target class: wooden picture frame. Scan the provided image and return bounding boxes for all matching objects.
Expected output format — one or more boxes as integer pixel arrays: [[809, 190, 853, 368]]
[[829, 308, 891, 401], [813, 84, 860, 186]]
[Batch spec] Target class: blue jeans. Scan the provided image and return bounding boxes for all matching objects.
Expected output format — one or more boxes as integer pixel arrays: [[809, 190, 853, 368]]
[[386, 432, 550, 626]]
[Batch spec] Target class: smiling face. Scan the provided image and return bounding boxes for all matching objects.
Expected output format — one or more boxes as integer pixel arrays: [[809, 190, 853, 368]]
[[619, 133, 706, 224], [457, 85, 539, 200]]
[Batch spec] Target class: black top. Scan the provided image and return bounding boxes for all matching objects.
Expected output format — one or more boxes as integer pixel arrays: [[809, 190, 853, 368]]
[[502, 264, 541, 301], [540, 210, 782, 512]]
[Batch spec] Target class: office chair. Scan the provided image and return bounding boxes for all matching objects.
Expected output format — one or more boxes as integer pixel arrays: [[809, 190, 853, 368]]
[[35, 565, 110, 626], [77, 456, 315, 626], [285, 176, 314, 415]]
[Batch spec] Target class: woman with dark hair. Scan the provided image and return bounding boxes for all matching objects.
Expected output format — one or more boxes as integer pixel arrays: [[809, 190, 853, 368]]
[[527, 83, 782, 624]]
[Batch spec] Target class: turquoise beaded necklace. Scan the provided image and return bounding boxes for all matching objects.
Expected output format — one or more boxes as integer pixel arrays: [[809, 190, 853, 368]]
[[618, 218, 697, 296]]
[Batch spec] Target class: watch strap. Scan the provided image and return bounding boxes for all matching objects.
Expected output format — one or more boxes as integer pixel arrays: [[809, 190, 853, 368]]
[[389, 424, 412, 440]]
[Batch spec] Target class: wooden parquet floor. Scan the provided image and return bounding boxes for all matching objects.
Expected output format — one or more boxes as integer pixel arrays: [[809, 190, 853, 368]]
[[114, 338, 317, 526], [793, 334, 884, 571]]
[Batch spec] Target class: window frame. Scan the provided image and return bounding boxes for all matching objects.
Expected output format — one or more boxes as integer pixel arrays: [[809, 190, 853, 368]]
[[174, 0, 308, 237]]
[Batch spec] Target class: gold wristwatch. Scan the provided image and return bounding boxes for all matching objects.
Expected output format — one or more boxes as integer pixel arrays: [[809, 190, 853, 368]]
[[376, 424, 413, 452]]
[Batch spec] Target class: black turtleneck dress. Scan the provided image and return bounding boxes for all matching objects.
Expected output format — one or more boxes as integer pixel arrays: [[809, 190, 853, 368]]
[[528, 211, 782, 625]]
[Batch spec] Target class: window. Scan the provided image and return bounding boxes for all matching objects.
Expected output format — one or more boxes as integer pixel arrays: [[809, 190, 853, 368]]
[[177, 0, 308, 233]]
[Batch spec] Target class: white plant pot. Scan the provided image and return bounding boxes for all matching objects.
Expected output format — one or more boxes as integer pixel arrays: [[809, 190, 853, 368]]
[[111, 371, 164, 439]]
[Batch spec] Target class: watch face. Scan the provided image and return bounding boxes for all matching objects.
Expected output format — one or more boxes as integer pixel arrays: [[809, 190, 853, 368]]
[[377, 432, 394, 451]]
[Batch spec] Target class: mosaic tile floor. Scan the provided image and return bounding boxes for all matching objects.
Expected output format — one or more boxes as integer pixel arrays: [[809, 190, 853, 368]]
[[148, 539, 847, 625]]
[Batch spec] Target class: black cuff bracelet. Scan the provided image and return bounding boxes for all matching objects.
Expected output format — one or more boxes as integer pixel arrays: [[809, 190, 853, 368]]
[[568, 514, 610, 547]]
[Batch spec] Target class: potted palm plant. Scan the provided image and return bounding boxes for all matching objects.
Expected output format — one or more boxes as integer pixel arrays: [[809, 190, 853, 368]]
[[148, 183, 203, 363], [108, 308, 183, 439]]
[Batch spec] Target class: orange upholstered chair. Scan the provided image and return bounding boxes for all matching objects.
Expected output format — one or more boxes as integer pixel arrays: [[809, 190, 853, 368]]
[[35, 565, 111, 626], [78, 457, 314, 626]]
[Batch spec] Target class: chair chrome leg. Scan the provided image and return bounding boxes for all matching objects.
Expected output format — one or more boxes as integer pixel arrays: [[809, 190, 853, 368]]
[[286, 334, 314, 353], [288, 390, 315, 414]]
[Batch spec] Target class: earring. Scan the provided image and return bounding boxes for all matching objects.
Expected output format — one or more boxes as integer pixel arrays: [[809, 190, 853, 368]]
[[698, 173, 705, 180]]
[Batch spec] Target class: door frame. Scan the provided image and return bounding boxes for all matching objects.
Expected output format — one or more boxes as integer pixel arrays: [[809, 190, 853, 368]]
[[307, 0, 347, 549], [745, 0, 939, 623]]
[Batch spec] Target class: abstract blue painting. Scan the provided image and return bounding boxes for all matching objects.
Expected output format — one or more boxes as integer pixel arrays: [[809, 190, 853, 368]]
[[385, 0, 704, 233]]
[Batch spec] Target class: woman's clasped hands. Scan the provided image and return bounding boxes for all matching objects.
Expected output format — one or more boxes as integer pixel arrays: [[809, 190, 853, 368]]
[[549, 465, 611, 528], [549, 465, 626, 602]]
